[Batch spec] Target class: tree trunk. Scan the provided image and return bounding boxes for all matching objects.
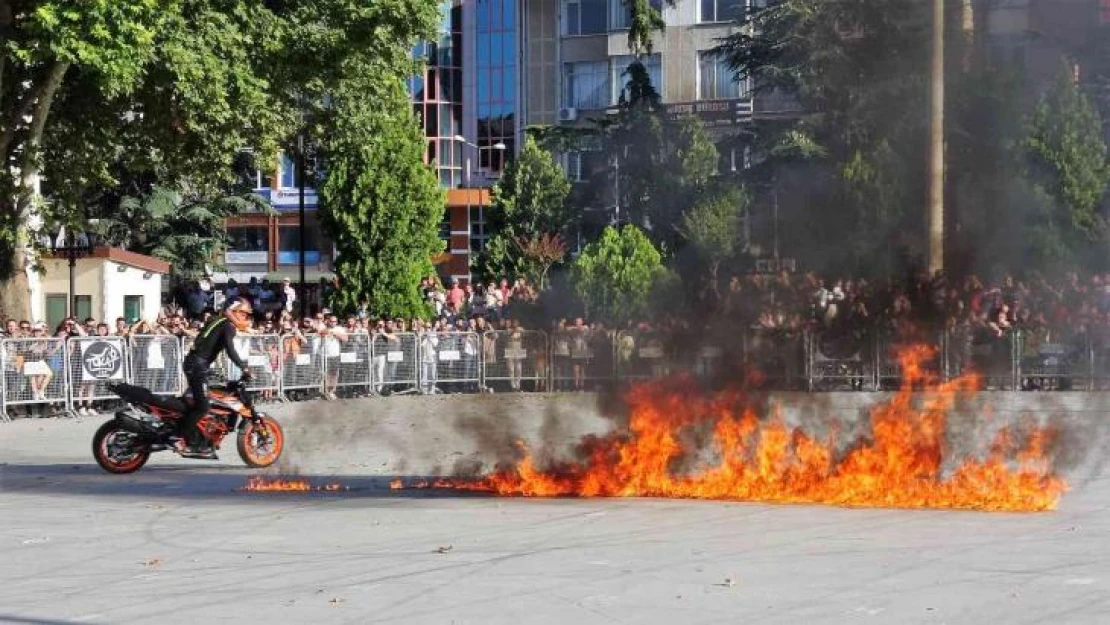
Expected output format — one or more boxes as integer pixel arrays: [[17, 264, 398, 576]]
[[0, 60, 70, 320]]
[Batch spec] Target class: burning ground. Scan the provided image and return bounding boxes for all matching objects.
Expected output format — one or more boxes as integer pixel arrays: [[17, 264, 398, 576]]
[[394, 345, 1068, 511]]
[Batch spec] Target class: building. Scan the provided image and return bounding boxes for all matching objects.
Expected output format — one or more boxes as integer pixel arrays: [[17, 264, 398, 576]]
[[220, 0, 524, 291], [35, 248, 169, 329]]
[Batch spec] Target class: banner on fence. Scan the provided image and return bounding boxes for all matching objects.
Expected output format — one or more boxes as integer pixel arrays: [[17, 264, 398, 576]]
[[80, 339, 126, 382]]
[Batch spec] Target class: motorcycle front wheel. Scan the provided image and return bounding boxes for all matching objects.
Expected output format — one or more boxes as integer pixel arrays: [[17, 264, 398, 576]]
[[92, 421, 151, 474], [237, 416, 284, 468]]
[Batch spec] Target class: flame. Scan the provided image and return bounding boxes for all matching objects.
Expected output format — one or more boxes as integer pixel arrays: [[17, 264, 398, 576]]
[[242, 476, 346, 492], [417, 345, 1068, 511]]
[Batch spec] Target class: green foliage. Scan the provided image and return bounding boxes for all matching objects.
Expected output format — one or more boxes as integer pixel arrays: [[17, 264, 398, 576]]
[[318, 77, 444, 319], [571, 225, 667, 323], [91, 186, 267, 281], [480, 135, 572, 281], [678, 186, 750, 278], [717, 0, 930, 274], [1024, 68, 1110, 268]]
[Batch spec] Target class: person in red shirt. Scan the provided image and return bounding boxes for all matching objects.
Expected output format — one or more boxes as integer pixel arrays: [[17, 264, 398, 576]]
[[446, 279, 466, 316]]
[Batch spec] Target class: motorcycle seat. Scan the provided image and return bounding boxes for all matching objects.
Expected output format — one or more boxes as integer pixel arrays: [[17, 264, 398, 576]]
[[109, 382, 188, 413]]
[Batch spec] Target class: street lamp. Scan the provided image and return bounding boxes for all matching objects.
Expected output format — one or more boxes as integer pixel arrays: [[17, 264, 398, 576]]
[[50, 226, 94, 318], [452, 136, 506, 284]]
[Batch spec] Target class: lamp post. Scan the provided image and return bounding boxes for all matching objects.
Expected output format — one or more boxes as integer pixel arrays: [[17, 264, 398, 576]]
[[452, 136, 506, 283], [51, 227, 94, 318]]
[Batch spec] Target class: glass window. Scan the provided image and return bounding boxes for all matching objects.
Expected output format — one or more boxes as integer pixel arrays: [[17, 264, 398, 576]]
[[612, 54, 663, 101], [279, 153, 300, 189], [278, 218, 323, 266], [564, 0, 607, 35], [700, 0, 746, 23], [563, 61, 611, 109], [227, 226, 269, 252], [124, 296, 143, 324], [698, 51, 744, 100], [470, 205, 488, 253], [74, 295, 92, 322]]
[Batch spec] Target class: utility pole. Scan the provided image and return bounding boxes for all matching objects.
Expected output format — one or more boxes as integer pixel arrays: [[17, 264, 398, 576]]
[[927, 0, 945, 274]]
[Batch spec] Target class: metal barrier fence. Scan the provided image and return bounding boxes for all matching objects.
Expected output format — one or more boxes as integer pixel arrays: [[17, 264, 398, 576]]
[[281, 333, 324, 397], [419, 331, 481, 394], [550, 328, 615, 392], [483, 329, 548, 391], [805, 329, 871, 391], [5, 325, 1110, 419], [2, 337, 69, 417], [371, 332, 419, 394], [326, 331, 372, 395], [615, 330, 672, 382], [67, 336, 131, 410], [129, 335, 184, 396], [745, 328, 804, 389]]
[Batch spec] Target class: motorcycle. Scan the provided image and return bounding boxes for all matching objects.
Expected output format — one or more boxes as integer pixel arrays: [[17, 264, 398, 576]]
[[92, 379, 284, 474]]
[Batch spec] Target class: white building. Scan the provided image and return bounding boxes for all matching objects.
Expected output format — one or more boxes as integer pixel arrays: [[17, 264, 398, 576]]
[[34, 248, 169, 328]]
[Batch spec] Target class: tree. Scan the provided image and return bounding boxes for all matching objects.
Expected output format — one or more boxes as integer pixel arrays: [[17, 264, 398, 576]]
[[90, 186, 269, 282], [1024, 68, 1110, 269], [571, 224, 667, 323], [318, 76, 444, 318], [717, 0, 932, 274], [480, 135, 571, 282], [678, 186, 750, 285], [1, 0, 441, 317], [513, 233, 568, 291]]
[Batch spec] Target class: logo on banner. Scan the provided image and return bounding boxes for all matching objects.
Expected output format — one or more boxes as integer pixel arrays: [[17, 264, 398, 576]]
[[82, 340, 124, 381]]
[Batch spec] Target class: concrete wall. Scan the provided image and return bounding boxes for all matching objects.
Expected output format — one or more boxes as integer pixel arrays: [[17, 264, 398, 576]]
[[277, 391, 1110, 478]]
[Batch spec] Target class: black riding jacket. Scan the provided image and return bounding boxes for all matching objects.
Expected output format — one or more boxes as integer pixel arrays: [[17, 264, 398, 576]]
[[188, 317, 247, 371]]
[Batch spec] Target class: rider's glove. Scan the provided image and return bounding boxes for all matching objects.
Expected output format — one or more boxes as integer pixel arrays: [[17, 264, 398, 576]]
[[240, 369, 253, 381]]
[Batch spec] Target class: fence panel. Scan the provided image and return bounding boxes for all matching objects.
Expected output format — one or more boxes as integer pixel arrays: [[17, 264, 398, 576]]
[[2, 337, 70, 413], [278, 333, 324, 396], [483, 329, 548, 391], [550, 328, 616, 392], [805, 329, 871, 391], [1016, 330, 1093, 391], [417, 331, 481, 394], [67, 336, 130, 409], [615, 330, 672, 382], [324, 331, 372, 395], [129, 335, 184, 396], [744, 328, 804, 389], [371, 331, 419, 394], [874, 328, 947, 389]]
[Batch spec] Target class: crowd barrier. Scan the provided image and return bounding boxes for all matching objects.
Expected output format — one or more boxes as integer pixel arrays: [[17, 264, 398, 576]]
[[3, 326, 1110, 417]]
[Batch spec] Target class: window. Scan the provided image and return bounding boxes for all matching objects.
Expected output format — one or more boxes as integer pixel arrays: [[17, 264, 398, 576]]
[[610, 0, 662, 30], [563, 61, 610, 109], [279, 153, 300, 189], [124, 296, 143, 324], [278, 215, 322, 265], [699, 0, 746, 23], [698, 51, 745, 100], [227, 226, 269, 252], [470, 206, 488, 253], [564, 0, 607, 36], [612, 54, 663, 101], [564, 148, 605, 182], [45, 294, 67, 330], [74, 295, 92, 321]]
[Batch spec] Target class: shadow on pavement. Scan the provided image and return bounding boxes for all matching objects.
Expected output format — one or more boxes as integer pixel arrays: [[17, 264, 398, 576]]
[[0, 462, 491, 502], [0, 615, 97, 625]]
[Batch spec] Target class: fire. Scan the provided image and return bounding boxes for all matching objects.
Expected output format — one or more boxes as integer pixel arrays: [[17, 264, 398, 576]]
[[418, 345, 1068, 511], [242, 476, 346, 492]]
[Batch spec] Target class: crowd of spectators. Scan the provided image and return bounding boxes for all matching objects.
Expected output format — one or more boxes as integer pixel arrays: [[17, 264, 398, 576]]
[[2, 268, 1109, 412]]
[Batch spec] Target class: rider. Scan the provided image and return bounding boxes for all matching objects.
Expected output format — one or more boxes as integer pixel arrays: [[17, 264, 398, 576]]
[[174, 298, 254, 454]]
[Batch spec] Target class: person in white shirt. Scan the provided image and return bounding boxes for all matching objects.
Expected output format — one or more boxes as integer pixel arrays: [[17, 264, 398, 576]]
[[283, 277, 296, 313]]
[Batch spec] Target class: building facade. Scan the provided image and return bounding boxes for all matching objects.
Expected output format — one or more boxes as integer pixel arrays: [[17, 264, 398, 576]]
[[222, 0, 524, 289]]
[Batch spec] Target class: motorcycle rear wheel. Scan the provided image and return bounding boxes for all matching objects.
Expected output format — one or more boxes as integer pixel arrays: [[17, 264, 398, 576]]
[[92, 421, 151, 474], [237, 416, 284, 468]]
